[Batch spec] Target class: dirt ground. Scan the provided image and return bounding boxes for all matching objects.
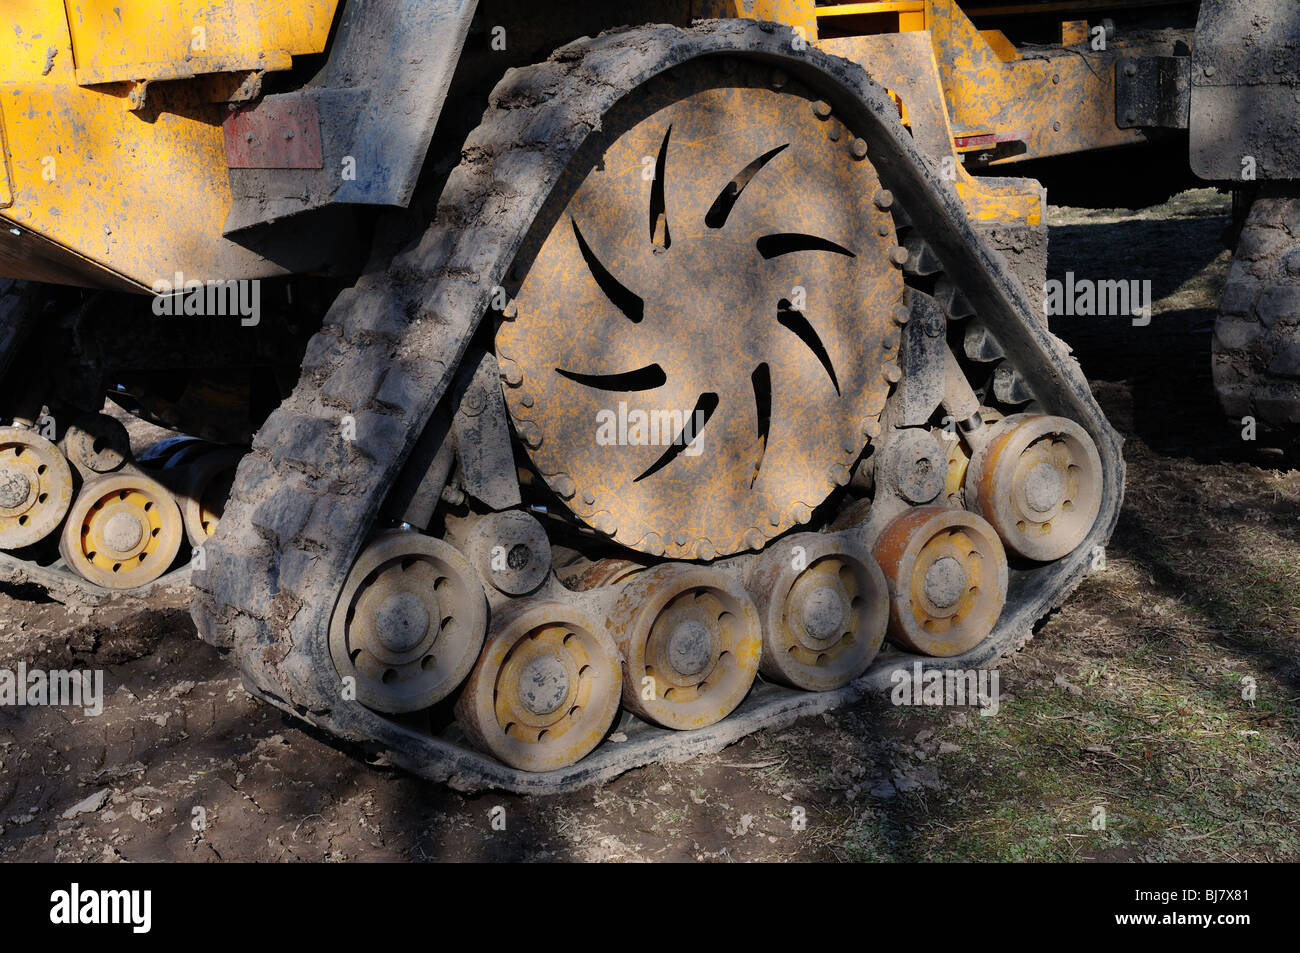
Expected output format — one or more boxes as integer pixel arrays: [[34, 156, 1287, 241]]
[[1, 187, 1297, 862]]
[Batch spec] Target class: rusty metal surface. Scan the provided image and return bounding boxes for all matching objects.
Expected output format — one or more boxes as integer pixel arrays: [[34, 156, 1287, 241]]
[[966, 413, 1104, 562], [607, 563, 762, 729], [224, 100, 325, 169], [192, 19, 1127, 792], [223, 0, 480, 231], [746, 531, 889, 691], [0, 6, 357, 288], [696, 1, 819, 35], [456, 601, 623, 772], [329, 531, 488, 714], [0, 426, 75, 550], [872, 505, 1007, 657], [927, 0, 1148, 166], [817, 30, 1042, 225], [63, 0, 337, 85], [59, 472, 184, 590], [499, 63, 903, 561]]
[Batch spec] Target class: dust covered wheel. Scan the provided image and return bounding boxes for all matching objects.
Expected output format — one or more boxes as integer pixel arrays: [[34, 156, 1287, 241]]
[[0, 426, 74, 550], [59, 473, 183, 589], [179, 448, 244, 548], [873, 506, 1008, 657], [609, 563, 761, 728], [497, 60, 903, 561], [456, 603, 622, 772], [966, 414, 1103, 561], [330, 532, 487, 714], [747, 532, 888, 691]]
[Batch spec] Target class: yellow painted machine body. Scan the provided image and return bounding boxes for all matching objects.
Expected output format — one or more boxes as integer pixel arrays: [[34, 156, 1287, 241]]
[[0, 0, 1196, 291], [0, 0, 339, 290]]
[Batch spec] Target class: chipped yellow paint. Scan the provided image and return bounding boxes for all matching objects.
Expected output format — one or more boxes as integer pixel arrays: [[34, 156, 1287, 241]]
[[817, 1, 925, 17], [0, 3, 338, 288], [819, 31, 1042, 225], [2, 2, 78, 82], [1059, 19, 1090, 45], [1, 79, 281, 286], [927, 0, 1142, 164], [64, 1, 339, 84], [694, 0, 818, 37], [0, 115, 12, 209]]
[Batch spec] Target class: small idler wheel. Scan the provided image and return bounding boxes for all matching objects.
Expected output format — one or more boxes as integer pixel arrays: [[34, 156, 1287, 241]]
[[873, 506, 1007, 657], [965, 414, 1103, 561], [179, 448, 244, 547], [59, 473, 183, 589], [0, 426, 75, 550], [609, 564, 761, 729], [466, 510, 551, 596], [456, 602, 622, 771], [330, 532, 487, 714], [747, 533, 888, 691], [58, 413, 132, 477]]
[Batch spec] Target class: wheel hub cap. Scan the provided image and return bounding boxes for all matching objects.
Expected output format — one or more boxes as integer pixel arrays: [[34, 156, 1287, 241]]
[[103, 511, 144, 552], [1023, 462, 1063, 513], [0, 468, 30, 510], [375, 591, 433, 654], [799, 584, 844, 640], [518, 655, 571, 715], [923, 556, 966, 609], [666, 619, 713, 676]]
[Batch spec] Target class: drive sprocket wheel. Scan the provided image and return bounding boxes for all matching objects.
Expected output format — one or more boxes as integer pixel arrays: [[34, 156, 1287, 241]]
[[330, 532, 488, 714], [498, 62, 903, 561], [59, 473, 183, 589], [0, 426, 75, 550], [456, 603, 623, 772]]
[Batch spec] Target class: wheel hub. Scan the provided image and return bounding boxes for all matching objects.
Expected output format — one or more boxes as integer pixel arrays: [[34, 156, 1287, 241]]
[[874, 507, 1009, 657], [1023, 461, 1063, 514], [923, 556, 966, 609], [967, 414, 1105, 562], [0, 427, 75, 550], [329, 532, 488, 714], [499, 66, 902, 560], [799, 584, 844, 641], [375, 591, 433, 654], [517, 655, 570, 715], [103, 511, 144, 553], [0, 468, 30, 510], [666, 619, 713, 676], [60, 474, 184, 589]]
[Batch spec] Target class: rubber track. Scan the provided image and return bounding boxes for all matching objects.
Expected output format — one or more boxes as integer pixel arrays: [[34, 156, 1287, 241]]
[[0, 552, 190, 605], [193, 19, 1125, 794], [1213, 184, 1300, 429]]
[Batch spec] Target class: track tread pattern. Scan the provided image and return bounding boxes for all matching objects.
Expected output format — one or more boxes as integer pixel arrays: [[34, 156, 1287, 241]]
[[1213, 185, 1300, 429], [193, 20, 1125, 792]]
